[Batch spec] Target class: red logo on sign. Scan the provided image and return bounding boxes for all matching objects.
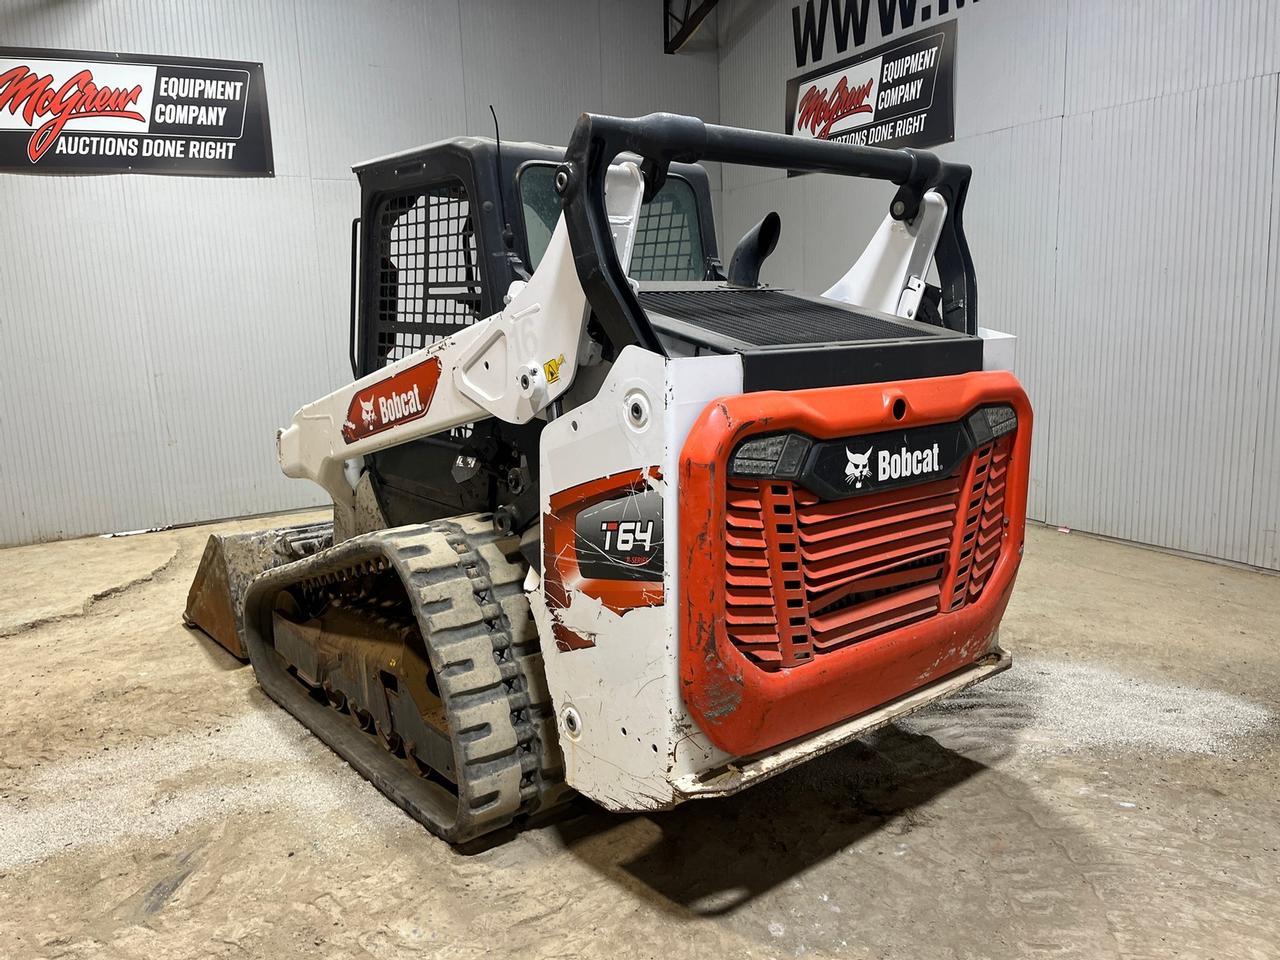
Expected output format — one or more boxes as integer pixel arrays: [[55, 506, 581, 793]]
[[0, 65, 146, 162], [796, 75, 875, 139], [341, 357, 442, 444]]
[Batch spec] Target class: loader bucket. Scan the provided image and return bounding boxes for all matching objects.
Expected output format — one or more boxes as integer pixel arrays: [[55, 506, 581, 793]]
[[183, 521, 332, 659]]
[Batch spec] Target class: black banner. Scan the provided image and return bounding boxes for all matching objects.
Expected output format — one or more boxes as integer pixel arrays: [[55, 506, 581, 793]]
[[785, 19, 955, 153], [0, 47, 273, 176]]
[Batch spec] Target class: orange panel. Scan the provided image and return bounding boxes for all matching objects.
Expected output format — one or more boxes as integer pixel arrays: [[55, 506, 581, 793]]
[[679, 371, 1033, 756]]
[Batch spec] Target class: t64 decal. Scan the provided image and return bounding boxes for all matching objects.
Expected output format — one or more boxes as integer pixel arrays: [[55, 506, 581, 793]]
[[544, 468, 665, 652]]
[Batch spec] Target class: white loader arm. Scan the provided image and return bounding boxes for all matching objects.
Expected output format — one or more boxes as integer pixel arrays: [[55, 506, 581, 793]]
[[823, 189, 946, 322], [275, 161, 646, 514]]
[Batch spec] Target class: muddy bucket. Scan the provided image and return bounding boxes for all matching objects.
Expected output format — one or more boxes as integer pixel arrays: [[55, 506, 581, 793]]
[[183, 521, 332, 658]]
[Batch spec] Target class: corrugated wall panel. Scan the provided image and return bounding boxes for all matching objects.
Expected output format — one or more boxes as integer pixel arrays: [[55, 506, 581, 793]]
[[0, 0, 720, 545], [721, 174, 810, 287], [308, 177, 365, 384], [115, 175, 344, 525], [601, 0, 721, 193], [1245, 80, 1280, 571], [938, 119, 1064, 521], [716, 0, 793, 194], [601, 0, 719, 122], [458, 1, 604, 143], [953, 0, 1067, 139], [1048, 75, 1277, 564], [798, 175, 895, 291], [294, 0, 469, 182], [1064, 0, 1280, 116], [0, 177, 168, 542]]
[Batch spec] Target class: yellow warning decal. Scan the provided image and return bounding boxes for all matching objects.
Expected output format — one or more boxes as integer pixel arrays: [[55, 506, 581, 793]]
[[544, 354, 566, 384]]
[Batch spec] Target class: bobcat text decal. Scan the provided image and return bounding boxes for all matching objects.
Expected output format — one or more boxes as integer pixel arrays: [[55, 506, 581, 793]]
[[341, 357, 442, 444], [0, 65, 144, 162], [878, 442, 940, 481], [846, 442, 940, 487]]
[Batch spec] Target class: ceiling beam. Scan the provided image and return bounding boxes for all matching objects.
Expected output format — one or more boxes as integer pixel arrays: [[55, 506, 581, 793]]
[[664, 0, 720, 55]]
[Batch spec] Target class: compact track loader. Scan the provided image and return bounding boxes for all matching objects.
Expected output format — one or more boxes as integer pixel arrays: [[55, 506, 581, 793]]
[[185, 112, 1032, 843]]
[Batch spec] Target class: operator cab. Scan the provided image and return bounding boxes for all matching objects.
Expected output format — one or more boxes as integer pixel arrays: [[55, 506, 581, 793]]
[[349, 137, 719, 530]]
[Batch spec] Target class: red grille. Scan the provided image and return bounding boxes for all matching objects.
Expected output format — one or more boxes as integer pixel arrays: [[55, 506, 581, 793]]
[[724, 435, 1014, 672], [948, 433, 1013, 609]]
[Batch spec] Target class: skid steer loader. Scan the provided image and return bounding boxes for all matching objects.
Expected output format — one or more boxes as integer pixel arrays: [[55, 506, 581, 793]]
[[185, 112, 1032, 843]]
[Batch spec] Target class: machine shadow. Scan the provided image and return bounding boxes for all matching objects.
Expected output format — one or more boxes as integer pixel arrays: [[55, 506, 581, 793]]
[[553, 723, 991, 916], [179, 621, 251, 673]]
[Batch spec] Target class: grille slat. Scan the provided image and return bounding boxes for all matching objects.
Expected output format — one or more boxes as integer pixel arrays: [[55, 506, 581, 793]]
[[794, 476, 960, 521], [812, 591, 942, 650], [726, 570, 773, 589], [726, 528, 767, 547], [725, 608, 779, 626], [797, 497, 959, 545], [726, 548, 770, 569], [722, 434, 1015, 671], [810, 581, 942, 637], [948, 435, 1012, 609], [808, 561, 947, 612], [801, 518, 956, 565], [802, 529, 956, 579]]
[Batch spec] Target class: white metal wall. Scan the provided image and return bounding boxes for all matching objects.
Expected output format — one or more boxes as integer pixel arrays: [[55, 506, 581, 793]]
[[5, 0, 1278, 571], [0, 0, 719, 545], [717, 0, 1280, 570]]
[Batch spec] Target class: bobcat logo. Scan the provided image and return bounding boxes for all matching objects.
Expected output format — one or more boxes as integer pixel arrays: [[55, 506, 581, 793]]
[[845, 447, 873, 488], [360, 398, 377, 427]]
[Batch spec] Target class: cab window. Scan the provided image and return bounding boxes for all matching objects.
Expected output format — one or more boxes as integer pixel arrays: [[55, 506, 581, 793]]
[[519, 165, 705, 280]]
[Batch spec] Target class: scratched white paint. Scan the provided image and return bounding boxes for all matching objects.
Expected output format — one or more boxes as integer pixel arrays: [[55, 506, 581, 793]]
[[530, 348, 746, 810]]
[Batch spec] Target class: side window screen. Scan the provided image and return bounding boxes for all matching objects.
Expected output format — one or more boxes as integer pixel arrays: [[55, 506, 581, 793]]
[[630, 179, 704, 281], [519, 166, 704, 280], [373, 181, 482, 368]]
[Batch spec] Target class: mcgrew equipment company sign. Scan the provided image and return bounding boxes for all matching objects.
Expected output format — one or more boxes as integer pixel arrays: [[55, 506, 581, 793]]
[[0, 47, 273, 176], [785, 19, 955, 152]]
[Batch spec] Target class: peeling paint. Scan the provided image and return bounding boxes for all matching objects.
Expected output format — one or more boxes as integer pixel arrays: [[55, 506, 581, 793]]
[[699, 672, 744, 722]]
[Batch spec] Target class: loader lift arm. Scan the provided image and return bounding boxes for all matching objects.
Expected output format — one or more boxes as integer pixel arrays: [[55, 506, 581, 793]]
[[276, 161, 646, 528]]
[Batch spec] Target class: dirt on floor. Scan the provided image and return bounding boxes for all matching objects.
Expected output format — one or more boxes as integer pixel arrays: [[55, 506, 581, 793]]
[[1, 515, 1278, 960]]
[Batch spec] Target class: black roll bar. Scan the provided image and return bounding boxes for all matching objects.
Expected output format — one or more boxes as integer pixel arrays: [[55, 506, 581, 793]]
[[556, 112, 979, 356]]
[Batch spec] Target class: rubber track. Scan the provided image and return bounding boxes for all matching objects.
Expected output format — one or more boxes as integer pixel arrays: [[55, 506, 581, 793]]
[[241, 514, 568, 843]]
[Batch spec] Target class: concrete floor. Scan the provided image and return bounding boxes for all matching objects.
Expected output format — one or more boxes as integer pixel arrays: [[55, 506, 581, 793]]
[[1, 516, 1278, 960]]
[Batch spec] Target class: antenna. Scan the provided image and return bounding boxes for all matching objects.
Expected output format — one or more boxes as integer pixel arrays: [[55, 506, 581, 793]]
[[490, 104, 515, 251]]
